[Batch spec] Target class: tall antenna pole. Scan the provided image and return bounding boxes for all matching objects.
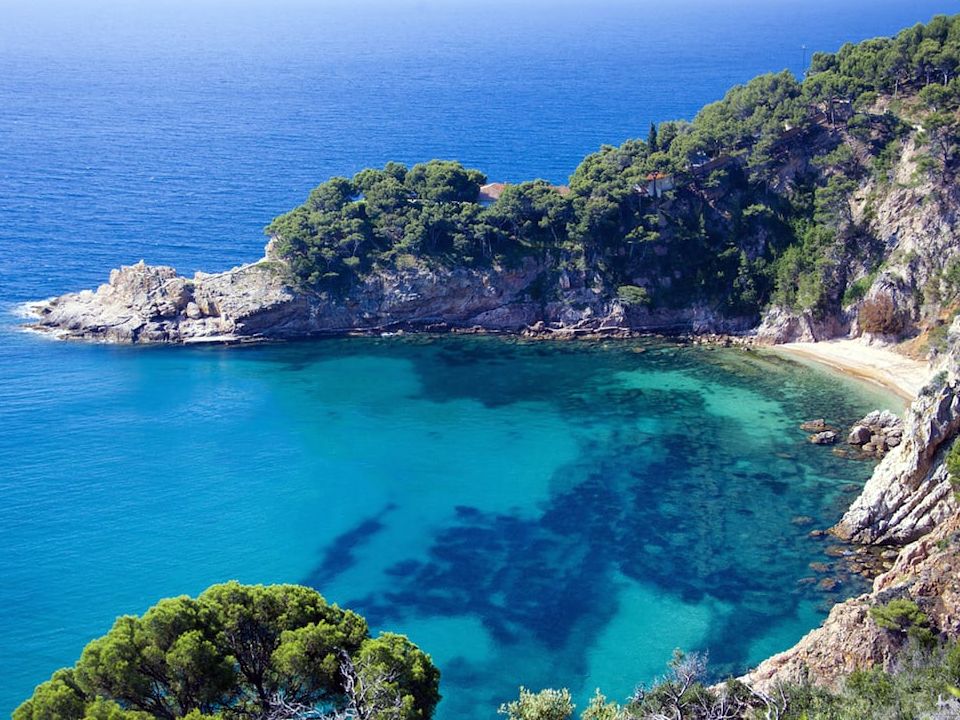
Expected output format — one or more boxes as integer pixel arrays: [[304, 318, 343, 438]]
[[801, 44, 808, 75]]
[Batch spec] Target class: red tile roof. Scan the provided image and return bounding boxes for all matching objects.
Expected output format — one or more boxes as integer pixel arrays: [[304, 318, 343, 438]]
[[479, 182, 508, 202]]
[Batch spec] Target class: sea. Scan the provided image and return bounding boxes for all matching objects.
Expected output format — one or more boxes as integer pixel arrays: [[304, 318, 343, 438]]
[[0, 1, 954, 717]]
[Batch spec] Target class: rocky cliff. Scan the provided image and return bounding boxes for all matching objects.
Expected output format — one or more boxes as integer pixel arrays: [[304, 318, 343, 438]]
[[834, 378, 960, 546], [743, 324, 960, 692], [744, 507, 960, 691], [23, 248, 755, 343]]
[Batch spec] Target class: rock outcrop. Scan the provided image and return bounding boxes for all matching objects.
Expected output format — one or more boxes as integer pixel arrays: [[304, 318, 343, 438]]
[[834, 377, 960, 546], [27, 260, 309, 343], [846, 409, 904, 458], [754, 306, 852, 345], [23, 247, 758, 344], [744, 510, 960, 691]]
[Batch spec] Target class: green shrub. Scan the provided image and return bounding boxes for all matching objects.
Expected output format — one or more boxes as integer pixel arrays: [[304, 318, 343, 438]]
[[928, 323, 950, 353], [946, 439, 960, 502], [14, 582, 440, 720], [498, 688, 573, 720], [943, 257, 960, 300], [870, 598, 929, 632], [617, 285, 651, 307], [842, 272, 876, 306], [920, 370, 950, 397]]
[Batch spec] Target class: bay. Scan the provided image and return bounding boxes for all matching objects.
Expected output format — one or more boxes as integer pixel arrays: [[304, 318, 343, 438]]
[[0, 1, 950, 716]]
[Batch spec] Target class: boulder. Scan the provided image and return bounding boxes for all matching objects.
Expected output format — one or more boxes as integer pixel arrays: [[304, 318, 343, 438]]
[[845, 410, 905, 458], [810, 431, 839, 445]]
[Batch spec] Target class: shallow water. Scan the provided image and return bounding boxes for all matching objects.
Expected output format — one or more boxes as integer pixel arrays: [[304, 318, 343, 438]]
[[0, 331, 900, 717]]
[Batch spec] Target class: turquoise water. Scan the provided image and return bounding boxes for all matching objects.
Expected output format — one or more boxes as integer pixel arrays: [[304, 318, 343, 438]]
[[0, 331, 900, 717], [0, 0, 949, 715]]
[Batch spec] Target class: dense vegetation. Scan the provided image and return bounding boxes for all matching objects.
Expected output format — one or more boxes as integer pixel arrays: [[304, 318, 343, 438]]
[[14, 582, 440, 720], [267, 14, 960, 326]]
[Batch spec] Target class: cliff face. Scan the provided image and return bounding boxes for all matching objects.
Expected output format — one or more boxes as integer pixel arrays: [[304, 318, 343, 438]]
[[831, 319, 960, 550], [834, 378, 960, 546], [857, 155, 960, 331], [23, 251, 756, 343]]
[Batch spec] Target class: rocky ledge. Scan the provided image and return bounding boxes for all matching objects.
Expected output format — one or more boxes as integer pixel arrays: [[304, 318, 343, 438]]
[[21, 245, 759, 344], [744, 508, 960, 691]]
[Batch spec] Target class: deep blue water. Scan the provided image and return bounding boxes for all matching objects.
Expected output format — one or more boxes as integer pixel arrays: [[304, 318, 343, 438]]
[[0, 1, 954, 717]]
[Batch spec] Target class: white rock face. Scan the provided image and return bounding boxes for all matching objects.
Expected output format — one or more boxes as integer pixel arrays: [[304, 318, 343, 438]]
[[754, 305, 851, 344], [834, 379, 960, 545], [25, 259, 304, 343]]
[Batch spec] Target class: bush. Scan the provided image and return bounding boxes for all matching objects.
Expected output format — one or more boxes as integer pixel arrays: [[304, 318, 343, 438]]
[[942, 257, 960, 300], [842, 272, 876, 306], [920, 370, 950, 398], [617, 285, 651, 307], [859, 294, 904, 335], [498, 688, 573, 720], [928, 322, 950, 353], [947, 440, 960, 480], [870, 598, 929, 632], [946, 440, 960, 501]]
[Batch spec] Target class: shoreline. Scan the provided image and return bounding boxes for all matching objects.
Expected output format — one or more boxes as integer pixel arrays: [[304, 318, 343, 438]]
[[11, 294, 933, 405], [771, 339, 931, 404]]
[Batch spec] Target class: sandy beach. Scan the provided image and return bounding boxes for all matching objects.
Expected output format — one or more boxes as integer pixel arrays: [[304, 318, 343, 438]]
[[774, 339, 932, 403]]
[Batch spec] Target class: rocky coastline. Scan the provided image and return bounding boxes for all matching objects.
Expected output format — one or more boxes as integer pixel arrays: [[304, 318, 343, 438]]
[[16, 144, 960, 702], [742, 324, 960, 693], [23, 246, 960, 691], [19, 240, 763, 345]]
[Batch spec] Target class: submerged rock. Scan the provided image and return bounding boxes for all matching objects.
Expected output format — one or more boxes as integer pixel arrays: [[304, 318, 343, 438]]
[[817, 577, 841, 592]]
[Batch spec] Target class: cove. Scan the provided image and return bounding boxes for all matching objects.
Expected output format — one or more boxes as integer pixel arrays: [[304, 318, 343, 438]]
[[0, 333, 900, 718]]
